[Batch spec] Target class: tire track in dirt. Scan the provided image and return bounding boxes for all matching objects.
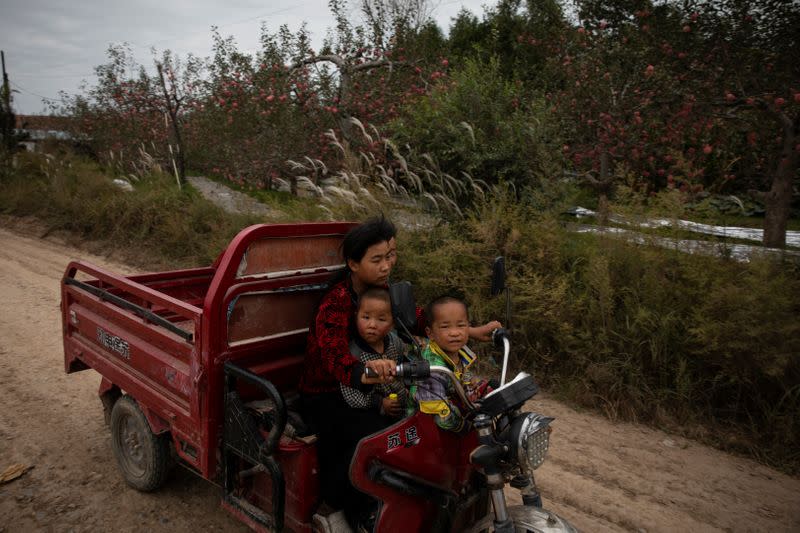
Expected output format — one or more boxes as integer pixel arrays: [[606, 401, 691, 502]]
[[0, 226, 246, 533], [0, 224, 799, 533], [527, 397, 800, 532]]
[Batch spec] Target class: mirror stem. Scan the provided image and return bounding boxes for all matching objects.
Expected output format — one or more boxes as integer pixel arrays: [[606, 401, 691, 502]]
[[397, 317, 422, 356], [505, 287, 512, 332]]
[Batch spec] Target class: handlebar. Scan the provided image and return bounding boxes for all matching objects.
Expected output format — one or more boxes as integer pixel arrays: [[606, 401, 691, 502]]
[[428, 365, 478, 411], [365, 361, 477, 412], [492, 327, 510, 348], [492, 328, 512, 386], [364, 360, 430, 380]]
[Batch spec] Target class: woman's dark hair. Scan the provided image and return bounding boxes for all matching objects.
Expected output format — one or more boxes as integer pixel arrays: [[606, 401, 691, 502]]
[[342, 215, 396, 264], [325, 215, 396, 288]]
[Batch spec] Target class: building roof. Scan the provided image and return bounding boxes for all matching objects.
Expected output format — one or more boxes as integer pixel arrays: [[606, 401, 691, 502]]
[[15, 114, 74, 132]]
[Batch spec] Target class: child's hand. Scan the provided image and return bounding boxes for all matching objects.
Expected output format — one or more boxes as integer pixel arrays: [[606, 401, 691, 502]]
[[469, 321, 503, 342], [362, 359, 396, 384], [468, 379, 493, 403], [381, 396, 403, 417]]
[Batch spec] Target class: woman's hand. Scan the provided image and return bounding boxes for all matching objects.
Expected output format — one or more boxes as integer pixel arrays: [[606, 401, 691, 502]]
[[468, 321, 503, 342], [381, 396, 403, 417], [361, 358, 396, 384]]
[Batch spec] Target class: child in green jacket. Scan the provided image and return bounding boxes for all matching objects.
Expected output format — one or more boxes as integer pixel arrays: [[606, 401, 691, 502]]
[[410, 296, 492, 432]]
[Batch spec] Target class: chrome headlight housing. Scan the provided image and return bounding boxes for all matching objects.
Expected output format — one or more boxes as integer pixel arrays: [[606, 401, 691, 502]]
[[514, 413, 553, 471]]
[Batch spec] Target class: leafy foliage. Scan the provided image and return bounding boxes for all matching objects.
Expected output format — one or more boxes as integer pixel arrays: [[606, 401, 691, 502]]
[[390, 57, 560, 190]]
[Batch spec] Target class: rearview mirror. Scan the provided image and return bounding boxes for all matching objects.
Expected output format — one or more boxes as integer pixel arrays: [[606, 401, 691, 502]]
[[491, 256, 506, 297], [389, 281, 417, 333]]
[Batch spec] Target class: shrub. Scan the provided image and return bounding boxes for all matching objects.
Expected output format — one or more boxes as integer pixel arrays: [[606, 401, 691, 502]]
[[390, 57, 561, 191], [396, 189, 800, 473]]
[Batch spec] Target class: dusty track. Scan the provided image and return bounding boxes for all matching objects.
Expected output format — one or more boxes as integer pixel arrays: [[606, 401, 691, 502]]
[[0, 224, 798, 532]]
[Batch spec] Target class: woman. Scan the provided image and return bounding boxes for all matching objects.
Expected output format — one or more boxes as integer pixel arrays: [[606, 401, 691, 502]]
[[299, 217, 398, 528], [299, 216, 499, 528]]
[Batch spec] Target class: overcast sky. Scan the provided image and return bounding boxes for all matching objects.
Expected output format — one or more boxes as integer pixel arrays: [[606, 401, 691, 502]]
[[1, 0, 494, 115]]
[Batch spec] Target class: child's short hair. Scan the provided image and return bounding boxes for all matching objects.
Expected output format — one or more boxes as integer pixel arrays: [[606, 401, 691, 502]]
[[425, 295, 469, 324], [359, 287, 392, 309]]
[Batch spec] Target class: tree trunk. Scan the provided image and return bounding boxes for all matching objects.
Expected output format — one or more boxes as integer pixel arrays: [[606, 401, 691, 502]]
[[293, 54, 395, 144], [157, 63, 186, 185], [762, 115, 798, 248], [337, 68, 354, 142], [597, 150, 611, 225]]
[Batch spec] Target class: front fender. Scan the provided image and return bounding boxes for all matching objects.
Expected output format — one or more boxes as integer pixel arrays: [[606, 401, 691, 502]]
[[465, 505, 579, 533]]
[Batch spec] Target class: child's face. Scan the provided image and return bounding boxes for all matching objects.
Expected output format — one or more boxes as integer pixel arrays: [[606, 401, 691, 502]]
[[356, 297, 394, 346], [426, 301, 470, 356]]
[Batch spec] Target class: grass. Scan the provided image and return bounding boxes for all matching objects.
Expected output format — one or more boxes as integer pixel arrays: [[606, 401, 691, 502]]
[[194, 170, 327, 222], [193, 119, 488, 223], [0, 152, 261, 269]]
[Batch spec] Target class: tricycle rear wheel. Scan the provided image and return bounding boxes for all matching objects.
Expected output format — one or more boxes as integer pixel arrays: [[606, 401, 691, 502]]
[[110, 395, 172, 491]]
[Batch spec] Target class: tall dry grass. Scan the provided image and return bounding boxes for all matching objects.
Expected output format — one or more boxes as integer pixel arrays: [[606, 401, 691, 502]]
[[287, 119, 489, 220]]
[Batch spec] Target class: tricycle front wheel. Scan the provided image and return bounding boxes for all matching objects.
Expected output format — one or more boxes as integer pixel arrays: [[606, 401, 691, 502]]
[[110, 395, 172, 491], [466, 505, 579, 533]]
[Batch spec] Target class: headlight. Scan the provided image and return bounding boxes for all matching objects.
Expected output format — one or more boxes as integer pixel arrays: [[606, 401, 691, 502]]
[[516, 413, 554, 471]]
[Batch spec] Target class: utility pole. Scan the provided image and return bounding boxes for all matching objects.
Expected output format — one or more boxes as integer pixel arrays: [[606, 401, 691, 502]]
[[1, 51, 10, 112], [1, 50, 16, 158]]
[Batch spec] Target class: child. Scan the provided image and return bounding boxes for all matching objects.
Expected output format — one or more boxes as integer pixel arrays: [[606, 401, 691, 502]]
[[411, 295, 492, 432], [340, 287, 408, 417]]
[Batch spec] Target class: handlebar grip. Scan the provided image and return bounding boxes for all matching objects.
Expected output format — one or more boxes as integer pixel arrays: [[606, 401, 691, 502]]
[[397, 360, 430, 379], [492, 327, 510, 349], [364, 360, 431, 380]]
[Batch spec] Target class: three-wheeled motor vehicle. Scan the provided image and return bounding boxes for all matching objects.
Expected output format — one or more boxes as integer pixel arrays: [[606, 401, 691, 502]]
[[61, 222, 576, 532]]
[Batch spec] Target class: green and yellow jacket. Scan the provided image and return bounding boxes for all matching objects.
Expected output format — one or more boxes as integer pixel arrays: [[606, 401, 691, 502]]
[[409, 340, 478, 432]]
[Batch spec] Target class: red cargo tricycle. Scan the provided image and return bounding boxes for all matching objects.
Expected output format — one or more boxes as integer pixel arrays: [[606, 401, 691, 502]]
[[61, 223, 576, 532]]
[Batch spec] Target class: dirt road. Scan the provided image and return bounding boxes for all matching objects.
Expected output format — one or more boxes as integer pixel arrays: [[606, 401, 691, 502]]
[[1, 224, 798, 533]]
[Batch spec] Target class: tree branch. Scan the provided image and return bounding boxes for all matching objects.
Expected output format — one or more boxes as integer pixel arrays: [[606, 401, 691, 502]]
[[353, 57, 392, 72], [293, 54, 346, 70]]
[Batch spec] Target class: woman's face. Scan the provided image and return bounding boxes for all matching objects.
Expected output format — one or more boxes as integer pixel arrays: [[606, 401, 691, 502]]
[[348, 240, 394, 287]]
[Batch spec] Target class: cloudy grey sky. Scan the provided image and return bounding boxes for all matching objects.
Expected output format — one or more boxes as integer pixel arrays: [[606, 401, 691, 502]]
[[1, 0, 494, 115]]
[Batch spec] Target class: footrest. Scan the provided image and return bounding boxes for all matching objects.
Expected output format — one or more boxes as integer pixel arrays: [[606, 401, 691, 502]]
[[222, 494, 275, 533]]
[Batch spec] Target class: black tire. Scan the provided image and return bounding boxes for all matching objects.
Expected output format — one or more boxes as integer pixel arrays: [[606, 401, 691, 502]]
[[109, 395, 172, 491], [465, 505, 578, 533]]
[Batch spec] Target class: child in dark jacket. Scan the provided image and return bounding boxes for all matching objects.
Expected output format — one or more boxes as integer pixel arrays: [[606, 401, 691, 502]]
[[340, 287, 408, 417]]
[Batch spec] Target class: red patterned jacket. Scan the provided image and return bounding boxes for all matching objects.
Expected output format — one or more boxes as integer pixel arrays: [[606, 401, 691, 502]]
[[299, 278, 365, 394], [298, 277, 425, 395]]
